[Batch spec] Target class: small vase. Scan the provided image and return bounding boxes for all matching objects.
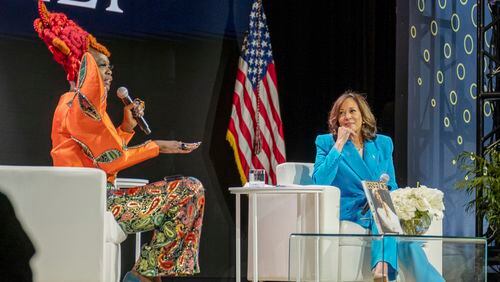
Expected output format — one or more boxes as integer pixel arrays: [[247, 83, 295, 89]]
[[400, 211, 432, 235]]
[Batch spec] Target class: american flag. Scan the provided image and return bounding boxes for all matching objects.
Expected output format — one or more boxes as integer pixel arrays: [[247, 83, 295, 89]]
[[226, 0, 286, 185]]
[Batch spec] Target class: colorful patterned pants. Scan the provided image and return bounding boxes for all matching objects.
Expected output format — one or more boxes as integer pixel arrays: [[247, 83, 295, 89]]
[[107, 177, 205, 277]]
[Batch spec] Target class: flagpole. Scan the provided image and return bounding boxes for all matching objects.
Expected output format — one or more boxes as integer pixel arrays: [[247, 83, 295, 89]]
[[253, 0, 263, 156]]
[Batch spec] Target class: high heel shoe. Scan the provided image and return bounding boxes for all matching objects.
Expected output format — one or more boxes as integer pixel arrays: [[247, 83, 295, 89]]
[[123, 270, 159, 282], [373, 274, 388, 282], [123, 271, 141, 282]]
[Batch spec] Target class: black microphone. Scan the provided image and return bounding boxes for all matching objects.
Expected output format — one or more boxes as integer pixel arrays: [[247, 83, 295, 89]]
[[116, 87, 151, 135], [361, 173, 390, 215]]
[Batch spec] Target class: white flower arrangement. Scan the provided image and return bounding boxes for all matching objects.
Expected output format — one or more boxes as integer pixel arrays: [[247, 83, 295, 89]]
[[390, 185, 445, 221]]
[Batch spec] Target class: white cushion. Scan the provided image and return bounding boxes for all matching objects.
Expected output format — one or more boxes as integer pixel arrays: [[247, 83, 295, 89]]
[[105, 211, 127, 244], [0, 165, 122, 282]]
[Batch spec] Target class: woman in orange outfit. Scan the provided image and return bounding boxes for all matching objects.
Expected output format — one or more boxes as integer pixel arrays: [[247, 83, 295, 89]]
[[34, 1, 205, 281]]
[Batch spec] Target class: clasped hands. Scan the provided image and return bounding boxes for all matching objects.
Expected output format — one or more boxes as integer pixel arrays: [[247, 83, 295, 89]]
[[119, 99, 201, 154], [334, 126, 358, 152]]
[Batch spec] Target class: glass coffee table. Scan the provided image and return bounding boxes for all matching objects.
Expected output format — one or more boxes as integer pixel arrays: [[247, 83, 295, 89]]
[[289, 233, 487, 281]]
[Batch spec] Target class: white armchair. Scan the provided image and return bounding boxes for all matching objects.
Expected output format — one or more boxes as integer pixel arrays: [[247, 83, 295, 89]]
[[247, 162, 341, 281], [0, 165, 126, 282], [248, 162, 442, 281]]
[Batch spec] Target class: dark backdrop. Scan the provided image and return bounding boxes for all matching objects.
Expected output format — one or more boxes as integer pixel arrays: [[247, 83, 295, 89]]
[[265, 0, 397, 160], [0, 0, 397, 280]]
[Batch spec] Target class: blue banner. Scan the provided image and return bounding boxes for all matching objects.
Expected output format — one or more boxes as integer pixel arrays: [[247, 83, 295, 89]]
[[0, 0, 252, 39], [408, 0, 494, 236]]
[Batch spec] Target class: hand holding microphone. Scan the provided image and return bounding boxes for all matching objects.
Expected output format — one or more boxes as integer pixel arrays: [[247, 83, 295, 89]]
[[117, 87, 151, 135], [116, 87, 201, 154]]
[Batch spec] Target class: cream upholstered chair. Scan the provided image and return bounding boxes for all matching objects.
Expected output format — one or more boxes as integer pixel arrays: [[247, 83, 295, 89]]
[[248, 162, 442, 281], [0, 165, 126, 282], [274, 162, 360, 281], [247, 162, 341, 281]]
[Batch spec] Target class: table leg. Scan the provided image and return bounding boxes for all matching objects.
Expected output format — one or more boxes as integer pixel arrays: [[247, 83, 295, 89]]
[[135, 233, 141, 261], [315, 193, 319, 282], [252, 194, 259, 282], [236, 194, 241, 282], [297, 234, 302, 281]]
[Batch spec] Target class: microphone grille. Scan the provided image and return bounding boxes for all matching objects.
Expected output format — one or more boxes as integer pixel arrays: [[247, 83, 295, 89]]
[[380, 173, 390, 183], [116, 87, 128, 99]]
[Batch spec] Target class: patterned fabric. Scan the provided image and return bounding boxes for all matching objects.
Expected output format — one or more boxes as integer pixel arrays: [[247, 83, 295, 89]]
[[77, 92, 101, 121], [107, 177, 205, 276], [51, 52, 159, 183]]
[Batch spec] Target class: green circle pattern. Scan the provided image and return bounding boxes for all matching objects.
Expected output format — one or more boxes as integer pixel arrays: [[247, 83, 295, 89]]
[[431, 20, 438, 36], [449, 90, 457, 105], [410, 0, 491, 168], [418, 0, 425, 12], [464, 34, 473, 55], [410, 26, 417, 38], [444, 43, 452, 58], [423, 49, 430, 62], [469, 83, 476, 99], [451, 13, 460, 32], [439, 0, 447, 9], [436, 71, 444, 84], [463, 109, 471, 123], [444, 117, 450, 127], [456, 63, 465, 80]]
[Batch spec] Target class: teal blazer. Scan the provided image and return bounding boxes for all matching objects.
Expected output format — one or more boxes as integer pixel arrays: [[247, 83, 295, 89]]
[[313, 133, 398, 228], [313, 134, 445, 282]]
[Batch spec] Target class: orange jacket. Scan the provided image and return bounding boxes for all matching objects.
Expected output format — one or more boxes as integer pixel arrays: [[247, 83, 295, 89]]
[[51, 52, 159, 183]]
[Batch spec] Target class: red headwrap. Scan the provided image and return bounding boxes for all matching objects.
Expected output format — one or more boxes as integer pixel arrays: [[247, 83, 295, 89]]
[[33, 0, 110, 82]]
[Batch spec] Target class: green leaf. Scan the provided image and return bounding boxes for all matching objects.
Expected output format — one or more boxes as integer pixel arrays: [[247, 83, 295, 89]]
[[71, 136, 94, 160], [95, 149, 122, 163], [77, 55, 87, 89], [455, 146, 500, 237], [78, 92, 101, 121]]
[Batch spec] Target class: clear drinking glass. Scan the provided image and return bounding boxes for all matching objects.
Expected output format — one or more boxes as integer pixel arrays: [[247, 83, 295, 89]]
[[248, 169, 266, 187]]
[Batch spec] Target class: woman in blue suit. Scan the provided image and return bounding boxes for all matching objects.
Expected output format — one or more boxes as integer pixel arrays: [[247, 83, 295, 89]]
[[313, 91, 443, 282]]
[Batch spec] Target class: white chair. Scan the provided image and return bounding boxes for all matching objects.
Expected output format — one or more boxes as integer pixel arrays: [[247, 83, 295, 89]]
[[247, 162, 341, 281], [115, 178, 149, 262], [0, 165, 127, 282], [248, 162, 442, 281]]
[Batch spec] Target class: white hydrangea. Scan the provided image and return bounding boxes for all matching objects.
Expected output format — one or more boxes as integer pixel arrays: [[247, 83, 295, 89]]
[[390, 185, 445, 221]]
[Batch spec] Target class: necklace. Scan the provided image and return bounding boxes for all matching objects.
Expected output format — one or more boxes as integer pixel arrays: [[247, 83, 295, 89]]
[[357, 146, 363, 158], [353, 142, 363, 151], [354, 142, 364, 157]]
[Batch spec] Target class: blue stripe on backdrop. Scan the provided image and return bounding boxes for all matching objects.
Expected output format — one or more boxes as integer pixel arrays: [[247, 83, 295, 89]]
[[408, 0, 493, 236], [0, 0, 252, 39]]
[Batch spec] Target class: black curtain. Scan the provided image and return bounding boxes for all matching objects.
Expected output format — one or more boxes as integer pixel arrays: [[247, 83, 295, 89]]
[[0, 1, 397, 280], [263, 0, 397, 163]]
